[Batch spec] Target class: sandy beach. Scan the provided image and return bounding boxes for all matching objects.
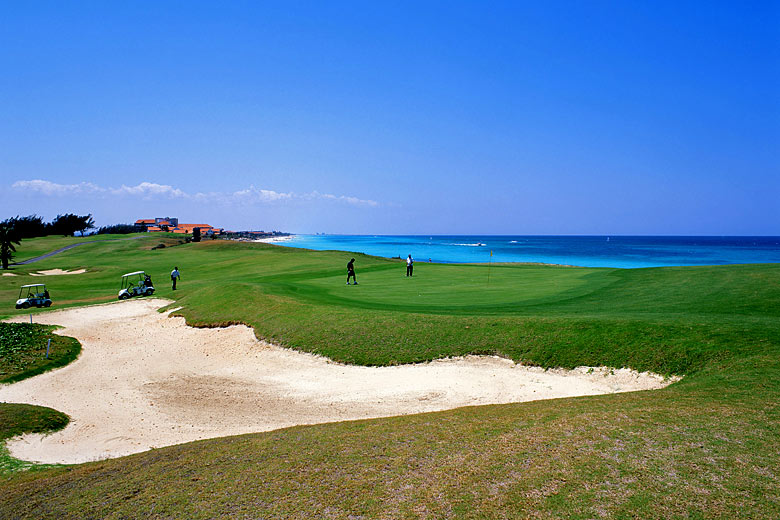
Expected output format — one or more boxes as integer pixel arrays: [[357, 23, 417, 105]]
[[251, 235, 294, 244], [1, 299, 677, 464]]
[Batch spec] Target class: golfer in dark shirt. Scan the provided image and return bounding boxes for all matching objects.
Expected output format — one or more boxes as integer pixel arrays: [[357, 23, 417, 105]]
[[347, 258, 357, 285]]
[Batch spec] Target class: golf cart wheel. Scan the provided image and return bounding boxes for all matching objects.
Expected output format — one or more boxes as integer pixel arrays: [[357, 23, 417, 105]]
[[119, 294, 130, 301], [43, 301, 52, 307], [20, 302, 31, 309], [145, 289, 154, 296]]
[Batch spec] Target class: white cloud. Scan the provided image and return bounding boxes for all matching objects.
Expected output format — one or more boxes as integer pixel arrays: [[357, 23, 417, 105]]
[[12, 179, 379, 208], [230, 186, 293, 203], [309, 191, 379, 207], [11, 179, 103, 195], [110, 182, 186, 198]]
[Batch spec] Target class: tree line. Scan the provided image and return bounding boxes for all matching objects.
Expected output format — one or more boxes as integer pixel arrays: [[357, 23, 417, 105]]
[[3, 214, 95, 239]]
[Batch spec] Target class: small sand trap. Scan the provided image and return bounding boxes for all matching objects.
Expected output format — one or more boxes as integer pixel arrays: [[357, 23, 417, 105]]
[[30, 268, 87, 276], [0, 299, 678, 464], [1, 272, 18, 276]]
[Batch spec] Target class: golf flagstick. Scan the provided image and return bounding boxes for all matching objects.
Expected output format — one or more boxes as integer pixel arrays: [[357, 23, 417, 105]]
[[488, 250, 492, 285]]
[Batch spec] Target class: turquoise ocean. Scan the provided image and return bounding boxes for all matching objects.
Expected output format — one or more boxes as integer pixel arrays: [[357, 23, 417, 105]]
[[276, 235, 780, 269]]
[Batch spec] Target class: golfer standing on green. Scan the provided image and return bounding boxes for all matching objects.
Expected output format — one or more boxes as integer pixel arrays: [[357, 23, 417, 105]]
[[346, 258, 357, 285], [171, 266, 181, 290]]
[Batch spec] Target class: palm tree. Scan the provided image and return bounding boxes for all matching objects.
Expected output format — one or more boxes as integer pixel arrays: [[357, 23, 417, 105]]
[[0, 220, 21, 270]]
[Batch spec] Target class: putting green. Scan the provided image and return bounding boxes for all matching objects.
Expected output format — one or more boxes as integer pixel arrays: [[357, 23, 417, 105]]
[[290, 264, 619, 313]]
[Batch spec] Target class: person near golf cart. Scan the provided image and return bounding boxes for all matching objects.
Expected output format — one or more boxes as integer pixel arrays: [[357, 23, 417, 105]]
[[346, 258, 357, 285], [15, 283, 52, 309]]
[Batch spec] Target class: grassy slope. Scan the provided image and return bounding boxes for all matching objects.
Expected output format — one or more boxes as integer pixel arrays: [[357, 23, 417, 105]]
[[7, 233, 144, 263], [0, 236, 779, 518]]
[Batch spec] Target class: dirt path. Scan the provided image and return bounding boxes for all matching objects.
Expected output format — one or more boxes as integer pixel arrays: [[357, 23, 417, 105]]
[[0, 299, 677, 464]]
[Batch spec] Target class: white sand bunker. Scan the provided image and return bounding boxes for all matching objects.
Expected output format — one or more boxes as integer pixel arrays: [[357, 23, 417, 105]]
[[0, 299, 677, 464], [1, 272, 18, 276], [30, 268, 87, 276]]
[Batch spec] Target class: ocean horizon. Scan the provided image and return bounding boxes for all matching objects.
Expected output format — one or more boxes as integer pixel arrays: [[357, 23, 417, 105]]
[[268, 235, 780, 269]]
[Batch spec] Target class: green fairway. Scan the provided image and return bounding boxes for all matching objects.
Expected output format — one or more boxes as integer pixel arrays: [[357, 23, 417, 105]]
[[1, 235, 779, 518], [8, 234, 144, 263]]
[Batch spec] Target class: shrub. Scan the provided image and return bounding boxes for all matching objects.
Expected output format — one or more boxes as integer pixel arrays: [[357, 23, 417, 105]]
[[97, 224, 138, 235]]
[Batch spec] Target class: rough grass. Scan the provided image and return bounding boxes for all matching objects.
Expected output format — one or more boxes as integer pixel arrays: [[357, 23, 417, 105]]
[[0, 323, 81, 384], [0, 235, 779, 518], [0, 322, 78, 477]]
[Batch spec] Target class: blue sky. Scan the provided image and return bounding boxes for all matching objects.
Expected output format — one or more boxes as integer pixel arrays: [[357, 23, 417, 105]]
[[1, 1, 778, 234]]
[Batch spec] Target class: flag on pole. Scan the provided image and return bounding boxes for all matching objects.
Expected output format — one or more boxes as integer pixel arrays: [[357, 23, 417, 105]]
[[488, 250, 493, 284]]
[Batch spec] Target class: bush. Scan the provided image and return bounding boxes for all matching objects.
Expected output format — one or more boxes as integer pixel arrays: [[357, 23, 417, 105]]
[[97, 224, 138, 235]]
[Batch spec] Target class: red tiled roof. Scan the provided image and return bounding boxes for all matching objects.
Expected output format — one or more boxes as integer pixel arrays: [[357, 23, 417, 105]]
[[177, 224, 213, 231], [135, 219, 155, 224], [147, 226, 163, 232]]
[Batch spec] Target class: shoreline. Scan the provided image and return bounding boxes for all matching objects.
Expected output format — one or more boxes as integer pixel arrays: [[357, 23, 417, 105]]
[[257, 234, 780, 268], [250, 235, 295, 244]]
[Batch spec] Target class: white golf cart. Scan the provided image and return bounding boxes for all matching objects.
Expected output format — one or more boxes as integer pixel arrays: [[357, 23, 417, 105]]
[[118, 271, 155, 300], [16, 283, 52, 309]]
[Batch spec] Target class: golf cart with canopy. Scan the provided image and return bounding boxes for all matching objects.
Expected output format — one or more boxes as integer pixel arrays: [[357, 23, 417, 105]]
[[118, 271, 155, 300], [16, 283, 52, 309]]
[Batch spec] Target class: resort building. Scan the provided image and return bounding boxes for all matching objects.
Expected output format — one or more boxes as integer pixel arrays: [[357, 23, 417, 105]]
[[134, 217, 179, 228], [135, 217, 222, 236]]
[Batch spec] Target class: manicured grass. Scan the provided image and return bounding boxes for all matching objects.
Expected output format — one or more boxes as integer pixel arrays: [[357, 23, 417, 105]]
[[8, 233, 144, 263], [0, 233, 189, 310], [0, 235, 779, 518]]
